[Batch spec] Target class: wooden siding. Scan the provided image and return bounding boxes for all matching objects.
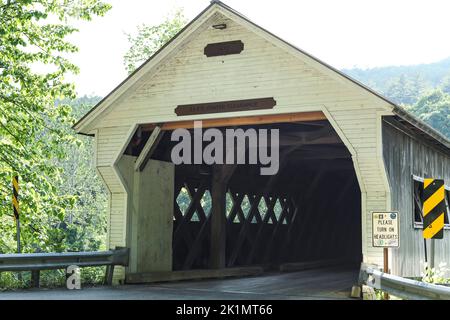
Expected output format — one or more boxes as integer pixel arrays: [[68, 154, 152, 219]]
[[95, 126, 134, 283], [91, 9, 395, 280], [96, 126, 132, 167], [383, 120, 450, 277]]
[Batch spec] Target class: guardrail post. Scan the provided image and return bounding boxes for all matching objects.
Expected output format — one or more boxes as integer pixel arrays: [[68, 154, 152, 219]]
[[31, 270, 40, 288], [105, 265, 115, 285]]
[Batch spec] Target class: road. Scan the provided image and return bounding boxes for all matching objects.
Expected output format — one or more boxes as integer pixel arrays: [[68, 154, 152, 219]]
[[0, 266, 359, 300]]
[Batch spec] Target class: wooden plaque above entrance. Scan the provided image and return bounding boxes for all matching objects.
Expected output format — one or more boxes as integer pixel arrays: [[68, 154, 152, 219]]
[[175, 97, 276, 116], [204, 40, 244, 57]]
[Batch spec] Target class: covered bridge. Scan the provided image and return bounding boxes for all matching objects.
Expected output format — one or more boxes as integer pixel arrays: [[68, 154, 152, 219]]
[[74, 1, 450, 283]]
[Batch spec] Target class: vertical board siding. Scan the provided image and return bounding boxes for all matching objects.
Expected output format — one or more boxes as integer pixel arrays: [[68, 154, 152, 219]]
[[92, 11, 395, 279], [383, 121, 450, 277]]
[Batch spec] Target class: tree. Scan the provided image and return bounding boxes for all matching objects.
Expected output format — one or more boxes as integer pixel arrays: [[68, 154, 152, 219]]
[[440, 75, 450, 95], [56, 96, 108, 252], [384, 74, 426, 106], [0, 0, 110, 253], [406, 90, 450, 139], [123, 9, 187, 74]]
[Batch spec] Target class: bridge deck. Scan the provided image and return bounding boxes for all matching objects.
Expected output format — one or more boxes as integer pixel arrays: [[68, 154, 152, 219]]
[[0, 266, 359, 300]]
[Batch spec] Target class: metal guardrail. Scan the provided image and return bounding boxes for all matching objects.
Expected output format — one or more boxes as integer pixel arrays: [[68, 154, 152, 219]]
[[359, 263, 450, 300], [0, 247, 129, 287]]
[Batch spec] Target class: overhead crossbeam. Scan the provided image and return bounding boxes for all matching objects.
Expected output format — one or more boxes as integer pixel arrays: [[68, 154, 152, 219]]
[[142, 111, 327, 131]]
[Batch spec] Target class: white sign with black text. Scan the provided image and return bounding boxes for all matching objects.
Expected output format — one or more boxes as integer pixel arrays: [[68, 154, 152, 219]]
[[372, 211, 399, 248]]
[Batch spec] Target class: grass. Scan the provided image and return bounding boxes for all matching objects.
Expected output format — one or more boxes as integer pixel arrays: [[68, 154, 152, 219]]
[[0, 266, 106, 291]]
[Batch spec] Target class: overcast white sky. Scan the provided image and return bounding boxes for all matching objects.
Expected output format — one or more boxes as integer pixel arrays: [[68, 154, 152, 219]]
[[68, 0, 450, 96]]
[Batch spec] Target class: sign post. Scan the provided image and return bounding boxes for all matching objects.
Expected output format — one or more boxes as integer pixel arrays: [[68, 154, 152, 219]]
[[372, 211, 400, 300], [12, 175, 21, 254], [12, 175, 21, 281], [422, 178, 445, 270]]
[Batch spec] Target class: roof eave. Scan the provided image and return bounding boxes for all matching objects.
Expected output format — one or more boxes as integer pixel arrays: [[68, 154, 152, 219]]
[[73, 0, 450, 153], [72, 1, 218, 134], [391, 105, 450, 150]]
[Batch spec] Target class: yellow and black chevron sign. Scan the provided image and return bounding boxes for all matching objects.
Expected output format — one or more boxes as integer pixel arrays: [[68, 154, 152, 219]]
[[12, 176, 19, 220], [422, 178, 445, 239]]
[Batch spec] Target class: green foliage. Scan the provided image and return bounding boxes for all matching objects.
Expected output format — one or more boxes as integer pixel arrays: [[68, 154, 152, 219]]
[[0, 266, 106, 290], [385, 74, 426, 106], [0, 0, 110, 255], [422, 262, 450, 285], [440, 76, 450, 95], [56, 96, 108, 252], [343, 57, 450, 94], [0, 272, 28, 290], [123, 9, 187, 74], [0, 95, 108, 290], [344, 59, 450, 139], [406, 89, 450, 139]]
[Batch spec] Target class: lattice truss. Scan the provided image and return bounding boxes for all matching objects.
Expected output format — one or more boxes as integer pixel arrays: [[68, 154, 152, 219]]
[[172, 178, 296, 270]]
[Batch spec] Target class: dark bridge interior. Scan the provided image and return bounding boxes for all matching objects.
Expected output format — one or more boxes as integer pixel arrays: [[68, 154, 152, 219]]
[[125, 120, 362, 271]]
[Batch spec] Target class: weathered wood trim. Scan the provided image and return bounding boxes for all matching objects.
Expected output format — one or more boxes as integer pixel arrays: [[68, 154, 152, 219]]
[[134, 126, 164, 171], [382, 120, 450, 277], [376, 111, 395, 272], [384, 116, 450, 157]]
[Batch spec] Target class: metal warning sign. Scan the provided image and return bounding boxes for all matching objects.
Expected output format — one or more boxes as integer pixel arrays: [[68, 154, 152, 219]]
[[12, 176, 19, 220], [422, 179, 445, 240], [372, 211, 399, 248]]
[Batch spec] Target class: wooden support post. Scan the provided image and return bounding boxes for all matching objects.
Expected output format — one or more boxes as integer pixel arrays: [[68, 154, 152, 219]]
[[105, 265, 115, 285], [31, 270, 40, 288], [383, 248, 389, 300], [210, 165, 236, 269]]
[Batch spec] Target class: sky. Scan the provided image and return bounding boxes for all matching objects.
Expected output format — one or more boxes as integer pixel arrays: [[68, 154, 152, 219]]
[[67, 0, 450, 96]]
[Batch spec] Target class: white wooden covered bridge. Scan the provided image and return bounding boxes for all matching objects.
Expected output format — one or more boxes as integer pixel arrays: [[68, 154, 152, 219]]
[[74, 1, 450, 284]]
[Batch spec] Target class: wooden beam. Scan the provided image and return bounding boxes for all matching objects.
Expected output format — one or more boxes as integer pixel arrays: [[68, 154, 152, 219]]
[[210, 165, 236, 269], [134, 126, 164, 171], [142, 111, 327, 131]]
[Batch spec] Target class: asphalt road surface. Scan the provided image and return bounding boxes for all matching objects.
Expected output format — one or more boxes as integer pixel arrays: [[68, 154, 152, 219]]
[[0, 266, 359, 300]]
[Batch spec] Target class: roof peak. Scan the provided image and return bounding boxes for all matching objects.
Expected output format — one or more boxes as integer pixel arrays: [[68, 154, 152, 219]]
[[72, 1, 450, 150]]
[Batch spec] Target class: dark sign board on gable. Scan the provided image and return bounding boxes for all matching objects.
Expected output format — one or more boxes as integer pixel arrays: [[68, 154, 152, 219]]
[[175, 97, 276, 116], [204, 40, 244, 57]]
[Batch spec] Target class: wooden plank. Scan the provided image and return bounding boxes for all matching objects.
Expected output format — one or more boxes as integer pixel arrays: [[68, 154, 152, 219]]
[[126, 266, 264, 284], [142, 111, 327, 131], [134, 126, 164, 171], [204, 40, 244, 57], [210, 165, 236, 269], [382, 120, 450, 277], [175, 97, 275, 116]]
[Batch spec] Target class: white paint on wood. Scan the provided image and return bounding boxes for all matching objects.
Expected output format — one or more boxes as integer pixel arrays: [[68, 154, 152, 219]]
[[83, 6, 400, 275]]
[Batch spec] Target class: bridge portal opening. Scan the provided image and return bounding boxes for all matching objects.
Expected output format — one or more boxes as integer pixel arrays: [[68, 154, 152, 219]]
[[125, 118, 362, 272]]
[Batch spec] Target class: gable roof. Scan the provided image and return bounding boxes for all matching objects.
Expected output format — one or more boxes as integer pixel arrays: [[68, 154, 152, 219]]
[[73, 0, 450, 151]]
